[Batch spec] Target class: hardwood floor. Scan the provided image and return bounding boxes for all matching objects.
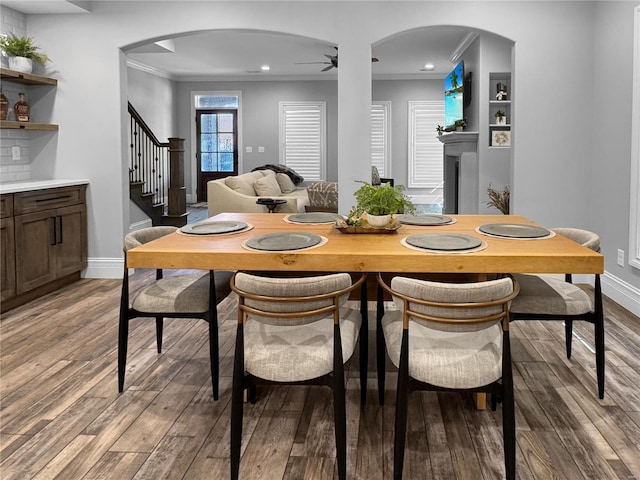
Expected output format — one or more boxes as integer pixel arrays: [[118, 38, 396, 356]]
[[1, 272, 639, 479]]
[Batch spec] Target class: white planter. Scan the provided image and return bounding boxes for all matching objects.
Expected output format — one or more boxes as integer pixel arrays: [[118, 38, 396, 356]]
[[8, 56, 33, 73], [366, 213, 391, 227], [496, 116, 506, 125]]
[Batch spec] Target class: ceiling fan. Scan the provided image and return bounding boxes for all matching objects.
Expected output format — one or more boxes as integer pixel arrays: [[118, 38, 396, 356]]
[[295, 47, 379, 71]]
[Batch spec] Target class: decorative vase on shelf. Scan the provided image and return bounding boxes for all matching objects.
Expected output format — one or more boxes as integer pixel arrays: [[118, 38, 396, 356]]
[[496, 116, 506, 125], [14, 93, 30, 122], [8, 56, 33, 73], [0, 87, 8, 121]]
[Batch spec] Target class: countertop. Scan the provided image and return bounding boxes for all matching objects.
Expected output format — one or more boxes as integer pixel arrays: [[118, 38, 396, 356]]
[[0, 179, 90, 194]]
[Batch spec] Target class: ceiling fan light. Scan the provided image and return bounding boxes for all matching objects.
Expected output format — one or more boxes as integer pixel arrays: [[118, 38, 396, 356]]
[[260, 64, 270, 71]]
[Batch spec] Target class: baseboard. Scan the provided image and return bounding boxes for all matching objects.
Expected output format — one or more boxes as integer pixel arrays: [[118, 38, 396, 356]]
[[84, 257, 123, 279], [129, 219, 152, 232], [602, 271, 640, 317]]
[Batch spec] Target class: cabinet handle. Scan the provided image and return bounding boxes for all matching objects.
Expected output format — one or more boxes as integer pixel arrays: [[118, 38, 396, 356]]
[[51, 216, 57, 245], [57, 216, 63, 244], [36, 195, 73, 204]]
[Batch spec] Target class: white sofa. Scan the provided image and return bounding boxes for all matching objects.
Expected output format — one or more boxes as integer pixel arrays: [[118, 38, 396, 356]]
[[208, 170, 309, 217]]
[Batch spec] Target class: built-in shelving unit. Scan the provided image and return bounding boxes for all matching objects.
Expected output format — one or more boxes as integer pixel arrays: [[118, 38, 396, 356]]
[[0, 67, 58, 131], [488, 72, 511, 148]]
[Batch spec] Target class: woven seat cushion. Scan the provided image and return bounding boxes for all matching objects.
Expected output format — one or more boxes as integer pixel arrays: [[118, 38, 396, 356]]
[[511, 273, 593, 316], [551, 228, 600, 252], [132, 272, 211, 313], [124, 226, 177, 251], [245, 307, 361, 382], [383, 311, 503, 389]]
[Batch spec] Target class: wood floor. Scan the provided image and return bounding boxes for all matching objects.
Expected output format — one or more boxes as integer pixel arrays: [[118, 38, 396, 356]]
[[1, 271, 639, 480]]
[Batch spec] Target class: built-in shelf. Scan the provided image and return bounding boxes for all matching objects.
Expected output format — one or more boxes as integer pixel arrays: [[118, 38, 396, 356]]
[[489, 73, 512, 148], [0, 120, 58, 131], [0, 68, 57, 86]]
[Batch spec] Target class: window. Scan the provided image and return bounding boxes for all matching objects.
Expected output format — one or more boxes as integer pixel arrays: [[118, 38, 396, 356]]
[[279, 102, 326, 181], [408, 101, 445, 189], [371, 102, 391, 177]]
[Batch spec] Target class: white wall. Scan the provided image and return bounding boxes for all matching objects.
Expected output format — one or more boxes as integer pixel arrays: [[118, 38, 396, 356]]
[[11, 1, 638, 302]]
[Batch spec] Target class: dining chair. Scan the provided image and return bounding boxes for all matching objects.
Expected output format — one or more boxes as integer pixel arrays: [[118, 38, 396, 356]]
[[510, 228, 605, 399], [118, 226, 233, 399], [229, 271, 367, 480], [377, 273, 519, 480]]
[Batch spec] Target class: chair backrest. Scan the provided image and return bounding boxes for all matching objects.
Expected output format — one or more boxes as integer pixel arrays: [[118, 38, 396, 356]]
[[124, 226, 178, 252], [381, 275, 518, 332], [232, 272, 364, 326], [551, 228, 600, 253]]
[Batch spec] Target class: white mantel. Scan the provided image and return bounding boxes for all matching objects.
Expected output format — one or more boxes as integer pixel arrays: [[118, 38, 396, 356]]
[[438, 132, 479, 214]]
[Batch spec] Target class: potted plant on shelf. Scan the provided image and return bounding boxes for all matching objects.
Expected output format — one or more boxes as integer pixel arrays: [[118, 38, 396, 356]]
[[0, 33, 50, 73], [494, 110, 506, 125], [436, 124, 445, 136], [454, 119, 466, 131], [353, 181, 415, 227]]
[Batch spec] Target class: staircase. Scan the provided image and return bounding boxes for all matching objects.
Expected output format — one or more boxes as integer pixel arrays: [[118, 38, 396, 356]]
[[128, 102, 188, 227]]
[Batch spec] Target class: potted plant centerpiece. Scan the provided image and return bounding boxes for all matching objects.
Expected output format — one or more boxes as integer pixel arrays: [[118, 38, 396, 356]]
[[353, 181, 415, 227], [0, 33, 50, 73]]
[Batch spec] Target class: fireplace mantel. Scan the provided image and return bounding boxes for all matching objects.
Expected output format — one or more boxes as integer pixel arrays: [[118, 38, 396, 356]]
[[438, 132, 479, 214]]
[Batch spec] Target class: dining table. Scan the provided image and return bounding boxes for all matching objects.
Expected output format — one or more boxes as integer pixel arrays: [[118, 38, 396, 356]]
[[126, 212, 604, 409]]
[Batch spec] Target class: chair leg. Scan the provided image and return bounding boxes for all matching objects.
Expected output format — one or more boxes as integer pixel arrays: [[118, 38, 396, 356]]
[[359, 279, 368, 405], [333, 323, 347, 480], [594, 274, 606, 399], [118, 272, 129, 393], [155, 316, 163, 353], [393, 329, 410, 480], [565, 319, 573, 359], [208, 315, 220, 401], [376, 282, 386, 405], [230, 323, 245, 480], [502, 331, 516, 480]]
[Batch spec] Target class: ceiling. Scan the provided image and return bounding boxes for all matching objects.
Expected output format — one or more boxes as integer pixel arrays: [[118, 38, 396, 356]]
[[124, 26, 477, 81], [3, 1, 476, 80]]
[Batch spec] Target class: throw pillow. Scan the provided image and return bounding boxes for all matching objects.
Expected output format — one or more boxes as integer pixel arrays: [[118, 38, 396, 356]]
[[226, 176, 255, 196], [253, 174, 282, 196], [252, 164, 304, 185], [275, 173, 296, 193]]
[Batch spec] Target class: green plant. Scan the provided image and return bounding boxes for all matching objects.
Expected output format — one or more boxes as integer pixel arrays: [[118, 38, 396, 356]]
[[353, 181, 415, 216], [494, 110, 505, 119], [486, 184, 510, 214], [436, 124, 445, 136], [0, 33, 50, 65], [454, 119, 466, 129]]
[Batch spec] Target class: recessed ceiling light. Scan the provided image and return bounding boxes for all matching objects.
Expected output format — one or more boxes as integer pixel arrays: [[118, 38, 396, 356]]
[[421, 63, 435, 71], [260, 65, 270, 71]]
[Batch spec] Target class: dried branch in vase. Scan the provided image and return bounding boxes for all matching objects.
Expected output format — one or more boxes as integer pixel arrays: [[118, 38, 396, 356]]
[[486, 184, 510, 214]]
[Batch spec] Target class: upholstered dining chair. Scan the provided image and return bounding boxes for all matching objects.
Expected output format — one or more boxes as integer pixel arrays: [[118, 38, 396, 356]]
[[377, 273, 519, 480], [510, 227, 605, 398], [118, 226, 233, 400], [229, 271, 367, 480]]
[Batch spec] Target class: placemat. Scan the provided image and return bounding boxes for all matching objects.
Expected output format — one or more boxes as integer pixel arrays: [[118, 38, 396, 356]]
[[284, 212, 340, 224], [397, 214, 456, 226], [477, 223, 554, 239], [242, 232, 328, 252], [178, 221, 252, 236], [401, 233, 487, 254]]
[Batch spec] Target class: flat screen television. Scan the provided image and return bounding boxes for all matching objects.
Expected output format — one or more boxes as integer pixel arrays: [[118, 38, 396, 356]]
[[444, 61, 464, 128]]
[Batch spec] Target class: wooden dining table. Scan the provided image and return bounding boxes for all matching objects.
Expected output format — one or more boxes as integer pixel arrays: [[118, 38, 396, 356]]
[[126, 212, 604, 409]]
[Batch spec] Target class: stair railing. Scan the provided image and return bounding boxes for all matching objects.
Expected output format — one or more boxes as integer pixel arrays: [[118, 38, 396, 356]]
[[128, 102, 170, 207]]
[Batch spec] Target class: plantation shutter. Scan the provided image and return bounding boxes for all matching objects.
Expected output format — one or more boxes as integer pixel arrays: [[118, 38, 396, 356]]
[[279, 102, 326, 181], [408, 101, 445, 188], [371, 102, 391, 177]]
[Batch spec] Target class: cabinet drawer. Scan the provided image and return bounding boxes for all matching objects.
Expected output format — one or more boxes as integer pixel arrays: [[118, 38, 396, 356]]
[[14, 185, 86, 215], [0, 194, 13, 218]]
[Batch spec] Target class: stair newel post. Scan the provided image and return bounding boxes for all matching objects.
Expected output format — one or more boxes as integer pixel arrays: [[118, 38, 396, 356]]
[[168, 137, 187, 218]]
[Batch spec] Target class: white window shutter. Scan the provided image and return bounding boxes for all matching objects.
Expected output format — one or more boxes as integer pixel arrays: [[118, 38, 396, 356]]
[[279, 102, 326, 181], [371, 102, 391, 177], [408, 101, 445, 188]]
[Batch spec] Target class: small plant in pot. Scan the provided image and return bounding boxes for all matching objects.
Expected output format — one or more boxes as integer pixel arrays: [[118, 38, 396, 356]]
[[494, 110, 506, 125], [353, 181, 415, 227], [454, 119, 466, 131], [0, 33, 50, 73]]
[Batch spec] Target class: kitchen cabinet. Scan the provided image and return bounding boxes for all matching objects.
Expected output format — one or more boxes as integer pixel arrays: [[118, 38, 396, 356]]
[[1, 184, 87, 311]]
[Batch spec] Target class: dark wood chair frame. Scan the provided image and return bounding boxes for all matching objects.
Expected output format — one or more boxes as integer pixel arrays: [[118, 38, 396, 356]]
[[118, 249, 231, 400], [376, 273, 520, 480], [229, 272, 367, 480], [510, 272, 605, 399]]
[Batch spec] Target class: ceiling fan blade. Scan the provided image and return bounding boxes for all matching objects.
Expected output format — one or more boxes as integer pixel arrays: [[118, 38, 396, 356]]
[[295, 61, 332, 65], [324, 54, 336, 61], [321, 64, 335, 72], [372, 57, 379, 63]]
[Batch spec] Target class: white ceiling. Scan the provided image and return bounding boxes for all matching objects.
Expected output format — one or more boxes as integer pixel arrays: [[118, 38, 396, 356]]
[[124, 26, 476, 81]]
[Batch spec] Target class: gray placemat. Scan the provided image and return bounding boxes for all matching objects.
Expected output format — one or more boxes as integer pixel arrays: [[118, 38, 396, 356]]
[[286, 212, 340, 224], [179, 221, 248, 235], [479, 223, 551, 238], [405, 233, 483, 251], [398, 214, 454, 226], [245, 232, 323, 251]]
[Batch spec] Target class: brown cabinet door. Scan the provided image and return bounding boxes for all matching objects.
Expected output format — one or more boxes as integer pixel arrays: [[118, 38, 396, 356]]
[[15, 210, 56, 294], [1, 216, 16, 301], [55, 204, 87, 277]]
